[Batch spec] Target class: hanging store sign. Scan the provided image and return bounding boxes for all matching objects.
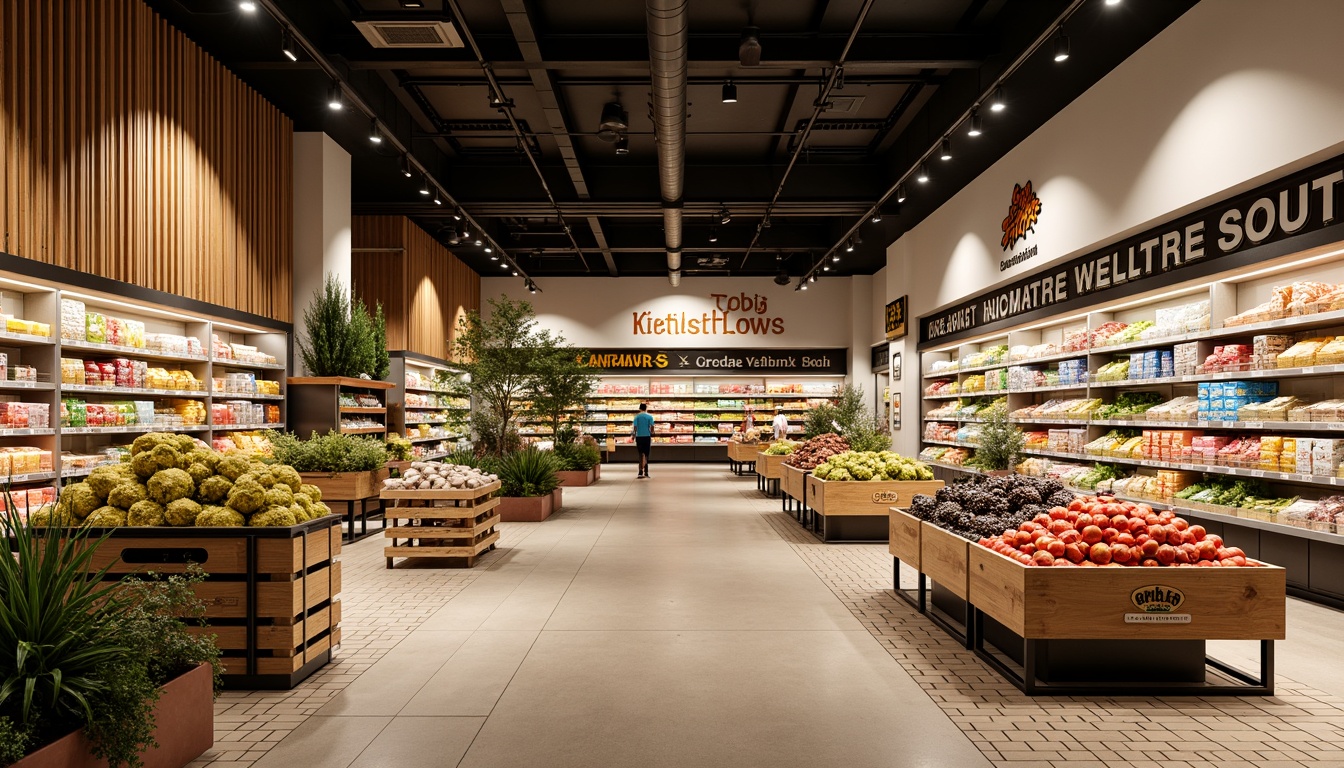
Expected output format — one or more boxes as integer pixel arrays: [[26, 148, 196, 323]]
[[920, 153, 1344, 346], [884, 296, 908, 340], [581, 348, 848, 375], [1000, 181, 1043, 271], [632, 292, 785, 337], [870, 343, 890, 372]]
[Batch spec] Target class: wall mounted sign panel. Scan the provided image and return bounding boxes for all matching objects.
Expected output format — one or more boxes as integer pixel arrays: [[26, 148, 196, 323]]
[[885, 296, 908, 340], [581, 348, 848, 375]]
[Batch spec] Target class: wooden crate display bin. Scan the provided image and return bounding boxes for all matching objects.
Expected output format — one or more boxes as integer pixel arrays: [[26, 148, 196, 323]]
[[381, 479, 503, 568], [758, 452, 788, 481], [920, 522, 971, 600], [888, 508, 922, 569], [727, 442, 760, 463], [780, 463, 808, 503], [805, 476, 944, 516], [968, 545, 1287, 641], [80, 517, 342, 690]]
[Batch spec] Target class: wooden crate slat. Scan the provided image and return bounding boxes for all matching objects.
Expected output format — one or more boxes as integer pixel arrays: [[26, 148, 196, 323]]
[[195, 582, 248, 619], [806, 477, 944, 516], [332, 560, 342, 598], [188, 624, 246, 650], [385, 513, 502, 539], [304, 531, 332, 567], [384, 496, 501, 519], [385, 530, 499, 559], [85, 536, 249, 574], [332, 599, 343, 627], [256, 538, 304, 574], [256, 624, 303, 651], [920, 521, 971, 599], [888, 509, 922, 569]]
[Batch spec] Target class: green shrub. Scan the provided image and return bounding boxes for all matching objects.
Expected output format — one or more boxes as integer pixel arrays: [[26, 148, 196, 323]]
[[0, 716, 28, 765], [495, 447, 560, 497], [553, 441, 599, 471], [445, 448, 480, 468], [265, 431, 388, 473]]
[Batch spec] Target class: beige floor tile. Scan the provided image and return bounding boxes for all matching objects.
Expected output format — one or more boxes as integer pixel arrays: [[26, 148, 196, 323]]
[[400, 631, 539, 716], [346, 717, 485, 768]]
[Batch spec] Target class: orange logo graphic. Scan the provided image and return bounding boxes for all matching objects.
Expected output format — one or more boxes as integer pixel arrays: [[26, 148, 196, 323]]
[[1001, 181, 1042, 251]]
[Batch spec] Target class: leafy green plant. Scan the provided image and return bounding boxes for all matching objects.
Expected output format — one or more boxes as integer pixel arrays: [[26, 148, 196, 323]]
[[371, 303, 390, 381], [296, 274, 387, 379], [445, 447, 481, 468], [969, 405, 1023, 471], [526, 348, 597, 440], [0, 717, 27, 765], [844, 417, 892, 453], [266, 430, 389, 472], [495, 447, 560, 497], [553, 441, 599, 471], [385, 433, 413, 462]]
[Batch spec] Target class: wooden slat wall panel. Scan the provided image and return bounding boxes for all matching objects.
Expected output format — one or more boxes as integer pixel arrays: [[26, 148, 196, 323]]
[[0, 0, 293, 321], [351, 215, 479, 360]]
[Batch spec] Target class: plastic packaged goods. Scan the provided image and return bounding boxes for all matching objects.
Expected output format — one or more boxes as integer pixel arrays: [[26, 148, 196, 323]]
[[60, 299, 86, 341], [1226, 281, 1339, 326], [1316, 337, 1344, 364], [1276, 337, 1332, 367], [1152, 300, 1211, 335], [1094, 359, 1131, 382], [1062, 327, 1090, 352], [1237, 396, 1302, 421], [1089, 322, 1127, 347], [926, 359, 959, 375]]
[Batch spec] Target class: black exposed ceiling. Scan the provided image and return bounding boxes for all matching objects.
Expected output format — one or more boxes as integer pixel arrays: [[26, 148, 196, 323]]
[[146, 0, 1196, 281]]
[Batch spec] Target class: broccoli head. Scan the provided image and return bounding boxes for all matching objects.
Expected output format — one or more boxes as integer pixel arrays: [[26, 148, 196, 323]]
[[148, 468, 195, 505], [59, 483, 102, 519], [299, 483, 323, 502], [165, 498, 202, 526], [130, 451, 159, 480], [249, 506, 297, 527], [313, 502, 332, 517], [130, 432, 172, 456], [289, 503, 310, 523], [185, 462, 213, 485], [226, 480, 266, 514], [107, 482, 149, 510], [172, 434, 198, 454], [182, 448, 214, 470], [254, 471, 277, 489], [196, 506, 244, 527], [217, 455, 251, 481], [127, 500, 166, 526], [197, 475, 234, 504], [292, 492, 314, 512], [273, 465, 302, 493], [87, 465, 133, 500], [84, 507, 128, 527], [264, 486, 294, 508]]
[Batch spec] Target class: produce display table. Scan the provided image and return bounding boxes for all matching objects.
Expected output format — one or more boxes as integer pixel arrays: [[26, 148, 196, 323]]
[[888, 505, 1287, 695], [804, 476, 943, 542], [82, 517, 343, 690], [726, 441, 759, 475], [756, 452, 787, 497], [301, 468, 391, 543], [780, 463, 810, 523], [380, 479, 502, 568]]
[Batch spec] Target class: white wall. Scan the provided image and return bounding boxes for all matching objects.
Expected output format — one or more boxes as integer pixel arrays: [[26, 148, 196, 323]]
[[292, 133, 351, 347], [482, 275, 870, 378], [886, 0, 1344, 455]]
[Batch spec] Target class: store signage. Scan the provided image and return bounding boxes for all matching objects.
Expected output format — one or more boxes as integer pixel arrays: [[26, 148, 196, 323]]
[[581, 347, 847, 375], [1130, 584, 1184, 613], [871, 490, 900, 504], [921, 153, 1344, 345], [1000, 181, 1042, 271], [632, 292, 785, 337], [870, 343, 889, 372], [884, 296, 907, 340]]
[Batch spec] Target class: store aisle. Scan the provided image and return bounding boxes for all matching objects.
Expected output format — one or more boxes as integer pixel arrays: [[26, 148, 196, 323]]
[[251, 463, 991, 768]]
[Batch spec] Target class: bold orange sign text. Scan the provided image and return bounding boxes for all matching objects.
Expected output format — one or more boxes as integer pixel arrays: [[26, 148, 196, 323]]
[[1001, 181, 1042, 251]]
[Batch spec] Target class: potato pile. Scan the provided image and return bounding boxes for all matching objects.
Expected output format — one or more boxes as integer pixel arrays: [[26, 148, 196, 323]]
[[382, 462, 498, 492], [35, 432, 333, 528]]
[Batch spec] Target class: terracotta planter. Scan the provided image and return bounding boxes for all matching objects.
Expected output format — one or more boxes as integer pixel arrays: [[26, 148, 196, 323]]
[[14, 663, 214, 768], [552, 487, 563, 511], [556, 467, 597, 487], [497, 493, 554, 523], [299, 468, 390, 502], [593, 463, 601, 480]]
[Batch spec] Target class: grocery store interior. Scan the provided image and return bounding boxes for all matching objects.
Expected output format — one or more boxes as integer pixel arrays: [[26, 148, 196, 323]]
[[5, 0, 1344, 767]]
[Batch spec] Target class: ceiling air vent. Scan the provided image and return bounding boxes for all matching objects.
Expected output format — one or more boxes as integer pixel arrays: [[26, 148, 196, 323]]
[[353, 20, 464, 49]]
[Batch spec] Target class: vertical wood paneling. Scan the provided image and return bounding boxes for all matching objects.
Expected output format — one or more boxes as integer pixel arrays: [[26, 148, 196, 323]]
[[351, 215, 480, 360], [0, 0, 293, 321]]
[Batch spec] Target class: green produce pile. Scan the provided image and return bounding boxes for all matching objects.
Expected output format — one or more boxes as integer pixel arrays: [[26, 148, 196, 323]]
[[35, 432, 333, 528], [1093, 391, 1164, 419], [1104, 320, 1154, 344], [1069, 463, 1123, 490], [1174, 477, 1294, 510], [812, 450, 933, 482], [762, 440, 798, 456]]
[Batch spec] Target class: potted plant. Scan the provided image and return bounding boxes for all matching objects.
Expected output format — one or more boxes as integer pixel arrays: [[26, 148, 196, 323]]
[[297, 273, 388, 379], [551, 428, 601, 487], [266, 430, 390, 503], [2, 508, 220, 768], [968, 405, 1023, 476], [493, 446, 562, 522]]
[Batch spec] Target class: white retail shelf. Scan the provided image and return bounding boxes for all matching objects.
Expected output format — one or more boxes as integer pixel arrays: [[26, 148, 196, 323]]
[[1007, 383, 1088, 394], [64, 383, 208, 398], [1007, 349, 1093, 366], [62, 338, 209, 363], [62, 424, 208, 435], [212, 423, 284, 431], [1012, 417, 1094, 425], [0, 380, 54, 391], [408, 434, 459, 443], [0, 471, 58, 484], [210, 357, 285, 371], [0, 331, 56, 347], [0, 428, 54, 437], [212, 391, 284, 401], [1019, 447, 1344, 488]]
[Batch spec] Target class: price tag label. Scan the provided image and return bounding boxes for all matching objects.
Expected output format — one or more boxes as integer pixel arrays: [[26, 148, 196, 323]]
[[1251, 470, 1266, 478], [1245, 421, 1263, 429], [1125, 613, 1192, 624]]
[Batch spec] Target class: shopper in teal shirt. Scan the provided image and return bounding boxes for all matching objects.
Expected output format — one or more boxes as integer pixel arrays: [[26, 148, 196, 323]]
[[633, 403, 655, 478]]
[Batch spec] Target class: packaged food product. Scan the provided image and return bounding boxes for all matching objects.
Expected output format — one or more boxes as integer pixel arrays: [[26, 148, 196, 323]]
[[85, 312, 107, 344], [61, 299, 86, 341]]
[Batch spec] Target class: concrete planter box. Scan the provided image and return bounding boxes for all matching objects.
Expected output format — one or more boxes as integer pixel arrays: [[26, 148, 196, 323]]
[[14, 662, 214, 768], [556, 467, 597, 487], [552, 487, 563, 511], [498, 493, 555, 522]]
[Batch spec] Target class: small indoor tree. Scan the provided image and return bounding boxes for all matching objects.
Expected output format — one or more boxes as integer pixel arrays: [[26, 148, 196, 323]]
[[527, 346, 598, 443], [971, 404, 1024, 471], [297, 273, 388, 379]]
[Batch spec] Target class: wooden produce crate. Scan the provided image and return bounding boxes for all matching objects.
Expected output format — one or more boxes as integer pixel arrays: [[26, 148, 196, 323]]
[[758, 452, 788, 480], [780, 463, 810, 521], [726, 441, 760, 475], [81, 517, 343, 690], [381, 479, 502, 568], [805, 476, 944, 542], [888, 508, 922, 568], [921, 521, 971, 600], [301, 468, 391, 542]]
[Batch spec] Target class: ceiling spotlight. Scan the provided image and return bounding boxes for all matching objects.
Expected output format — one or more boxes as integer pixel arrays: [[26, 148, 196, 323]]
[[823, 264, 831, 272], [708, 228, 719, 243], [870, 211, 882, 223], [432, 192, 442, 205], [597, 102, 628, 142], [939, 138, 953, 161], [400, 156, 414, 178], [419, 176, 431, 196], [832, 253, 841, 263], [446, 229, 461, 246], [1053, 28, 1070, 62], [528, 281, 537, 294], [773, 270, 790, 287], [916, 163, 930, 183], [368, 119, 382, 144], [489, 252, 498, 261], [808, 274, 816, 283], [239, 0, 257, 11], [762, 217, 772, 229], [800, 281, 808, 291], [896, 184, 907, 203], [499, 261, 507, 268], [718, 206, 732, 225], [989, 86, 1006, 113], [845, 238, 855, 253], [511, 269, 519, 276], [722, 80, 738, 103], [281, 28, 298, 62], [615, 135, 629, 155], [452, 209, 463, 221], [484, 244, 492, 253], [476, 238, 484, 247], [327, 82, 343, 111], [1105, 0, 1121, 4], [399, 0, 426, 7], [967, 110, 983, 137], [739, 26, 762, 67]]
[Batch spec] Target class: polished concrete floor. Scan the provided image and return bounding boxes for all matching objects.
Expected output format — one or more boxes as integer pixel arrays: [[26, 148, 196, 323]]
[[253, 463, 991, 768]]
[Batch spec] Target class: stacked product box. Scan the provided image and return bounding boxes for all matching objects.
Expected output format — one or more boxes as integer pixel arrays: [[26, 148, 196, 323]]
[[1197, 380, 1278, 421], [1127, 349, 1173, 380], [1187, 435, 1229, 463], [1057, 358, 1088, 385], [1173, 342, 1200, 376], [1142, 429, 1201, 461], [1253, 335, 1293, 369], [1046, 428, 1087, 453]]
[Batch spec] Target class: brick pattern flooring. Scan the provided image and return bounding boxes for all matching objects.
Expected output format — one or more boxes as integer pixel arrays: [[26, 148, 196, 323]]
[[186, 522, 537, 768], [760, 510, 1344, 768]]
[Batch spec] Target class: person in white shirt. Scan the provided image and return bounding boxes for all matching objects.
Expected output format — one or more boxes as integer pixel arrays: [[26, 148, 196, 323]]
[[771, 410, 790, 441]]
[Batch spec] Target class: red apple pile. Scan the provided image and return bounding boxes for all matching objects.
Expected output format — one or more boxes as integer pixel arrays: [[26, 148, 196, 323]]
[[978, 495, 1258, 567]]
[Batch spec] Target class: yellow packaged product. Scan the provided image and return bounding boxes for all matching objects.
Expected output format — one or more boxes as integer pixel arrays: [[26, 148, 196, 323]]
[[1316, 336, 1344, 365], [1277, 337, 1332, 368]]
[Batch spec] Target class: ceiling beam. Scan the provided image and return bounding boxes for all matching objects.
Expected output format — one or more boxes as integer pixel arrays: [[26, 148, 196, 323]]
[[358, 201, 873, 217]]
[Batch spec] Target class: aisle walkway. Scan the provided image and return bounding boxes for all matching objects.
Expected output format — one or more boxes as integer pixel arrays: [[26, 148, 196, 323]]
[[248, 463, 988, 768]]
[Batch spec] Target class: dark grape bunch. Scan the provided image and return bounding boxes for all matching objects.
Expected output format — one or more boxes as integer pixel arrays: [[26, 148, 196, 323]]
[[906, 475, 1076, 541]]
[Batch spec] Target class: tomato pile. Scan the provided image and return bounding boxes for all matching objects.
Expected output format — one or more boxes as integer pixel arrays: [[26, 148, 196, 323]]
[[978, 495, 1258, 567]]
